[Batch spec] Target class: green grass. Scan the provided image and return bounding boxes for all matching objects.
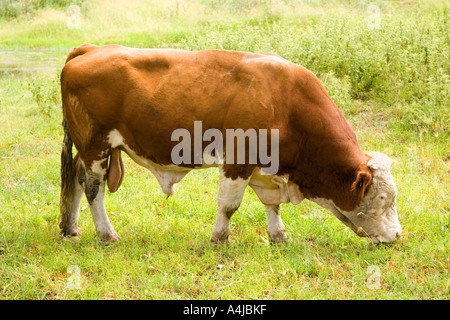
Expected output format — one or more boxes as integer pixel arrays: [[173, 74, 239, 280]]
[[0, 0, 449, 299]]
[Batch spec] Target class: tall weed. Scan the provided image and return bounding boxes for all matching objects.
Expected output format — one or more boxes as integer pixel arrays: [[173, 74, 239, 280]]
[[27, 73, 60, 118]]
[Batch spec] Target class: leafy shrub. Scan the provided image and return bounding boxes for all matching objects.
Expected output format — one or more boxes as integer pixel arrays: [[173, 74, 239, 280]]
[[322, 71, 353, 112], [177, 5, 449, 135], [0, 0, 84, 18], [0, 0, 23, 18], [32, 0, 81, 8], [27, 73, 61, 118]]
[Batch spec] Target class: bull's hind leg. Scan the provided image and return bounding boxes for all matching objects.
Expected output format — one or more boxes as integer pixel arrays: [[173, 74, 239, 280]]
[[60, 154, 84, 237], [78, 157, 120, 242], [211, 169, 250, 243]]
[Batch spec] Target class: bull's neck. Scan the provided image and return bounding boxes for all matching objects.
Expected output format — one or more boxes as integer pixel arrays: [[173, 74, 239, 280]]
[[285, 133, 366, 212]]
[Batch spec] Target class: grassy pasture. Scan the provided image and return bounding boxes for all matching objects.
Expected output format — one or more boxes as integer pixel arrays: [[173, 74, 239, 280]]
[[0, 0, 449, 299]]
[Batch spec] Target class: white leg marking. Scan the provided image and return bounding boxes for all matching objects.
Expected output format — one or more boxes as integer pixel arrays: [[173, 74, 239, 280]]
[[211, 168, 250, 243], [265, 204, 287, 243], [91, 158, 108, 177], [89, 182, 119, 241], [211, 212, 231, 243], [65, 177, 84, 236], [85, 159, 119, 242]]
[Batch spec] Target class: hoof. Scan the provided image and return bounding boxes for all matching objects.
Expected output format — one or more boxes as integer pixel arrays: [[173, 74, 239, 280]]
[[210, 227, 230, 244], [61, 228, 80, 238], [269, 231, 288, 244], [210, 234, 229, 244], [100, 232, 121, 243]]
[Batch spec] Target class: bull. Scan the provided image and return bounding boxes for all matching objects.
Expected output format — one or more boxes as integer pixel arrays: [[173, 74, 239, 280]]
[[59, 44, 402, 244]]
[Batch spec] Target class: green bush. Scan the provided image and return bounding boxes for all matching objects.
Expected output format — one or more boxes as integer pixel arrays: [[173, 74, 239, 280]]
[[177, 6, 449, 136], [0, 0, 84, 18], [322, 71, 353, 113], [32, 0, 80, 8], [27, 73, 61, 118], [0, 0, 23, 18]]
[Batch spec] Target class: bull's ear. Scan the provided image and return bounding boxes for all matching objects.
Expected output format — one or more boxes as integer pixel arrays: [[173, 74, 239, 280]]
[[368, 152, 393, 171], [351, 166, 373, 202]]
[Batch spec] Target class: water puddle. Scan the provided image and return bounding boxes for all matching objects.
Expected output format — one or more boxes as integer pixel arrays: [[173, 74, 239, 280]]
[[0, 48, 69, 75]]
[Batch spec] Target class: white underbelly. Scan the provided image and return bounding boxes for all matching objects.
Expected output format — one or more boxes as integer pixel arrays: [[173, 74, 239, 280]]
[[107, 129, 215, 195]]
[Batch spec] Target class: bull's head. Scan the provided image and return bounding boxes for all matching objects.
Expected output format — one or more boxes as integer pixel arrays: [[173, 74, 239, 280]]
[[331, 152, 402, 244]]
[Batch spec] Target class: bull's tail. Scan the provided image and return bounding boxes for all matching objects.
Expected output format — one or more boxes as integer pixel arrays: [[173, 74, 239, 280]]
[[59, 44, 95, 233], [59, 113, 74, 233]]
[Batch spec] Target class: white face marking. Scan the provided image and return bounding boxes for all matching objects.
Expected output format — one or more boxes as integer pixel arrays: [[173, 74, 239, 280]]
[[311, 152, 402, 243], [367, 151, 393, 171]]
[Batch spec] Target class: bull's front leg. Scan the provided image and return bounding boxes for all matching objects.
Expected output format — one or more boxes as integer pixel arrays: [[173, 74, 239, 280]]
[[265, 204, 287, 243], [211, 169, 250, 243]]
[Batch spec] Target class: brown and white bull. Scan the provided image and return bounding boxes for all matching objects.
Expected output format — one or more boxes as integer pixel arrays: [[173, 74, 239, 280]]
[[59, 44, 402, 244]]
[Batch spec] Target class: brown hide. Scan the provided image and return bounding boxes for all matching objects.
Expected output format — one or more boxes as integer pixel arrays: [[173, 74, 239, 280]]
[[61, 44, 371, 212]]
